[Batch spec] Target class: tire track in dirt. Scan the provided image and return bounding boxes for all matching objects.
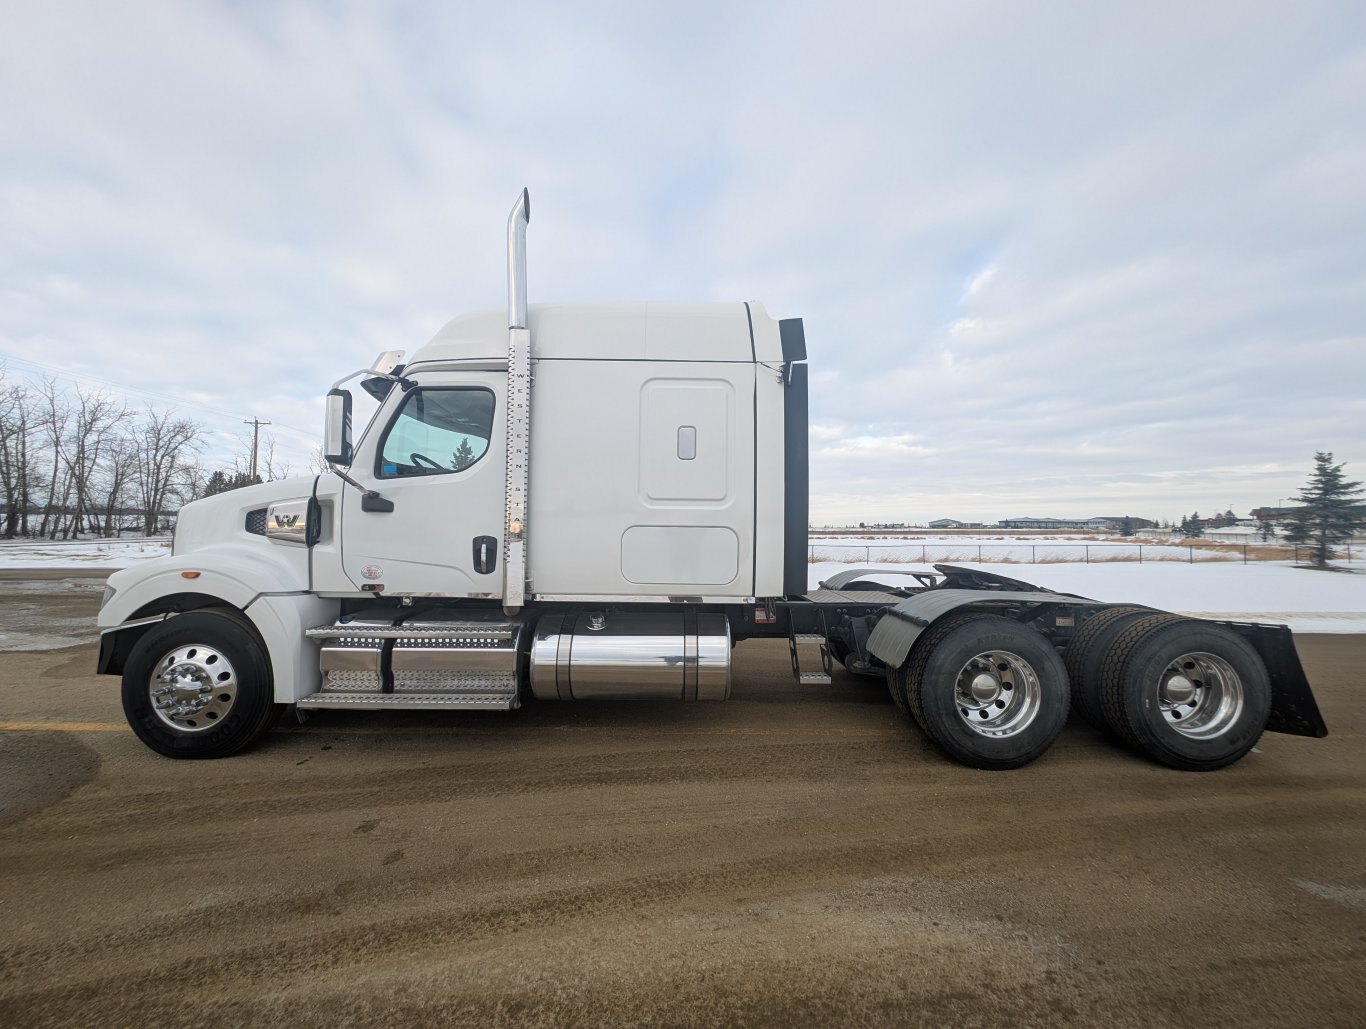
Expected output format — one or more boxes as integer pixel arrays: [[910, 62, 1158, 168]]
[[4, 778, 1362, 1003]]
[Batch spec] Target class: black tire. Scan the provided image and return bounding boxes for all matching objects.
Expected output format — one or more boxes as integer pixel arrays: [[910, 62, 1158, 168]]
[[885, 611, 990, 717], [121, 611, 282, 759], [898, 615, 1070, 770], [1064, 605, 1181, 731], [1098, 616, 1271, 771]]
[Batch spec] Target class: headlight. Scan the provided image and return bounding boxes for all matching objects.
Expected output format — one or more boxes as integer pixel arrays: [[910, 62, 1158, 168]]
[[101, 584, 117, 609]]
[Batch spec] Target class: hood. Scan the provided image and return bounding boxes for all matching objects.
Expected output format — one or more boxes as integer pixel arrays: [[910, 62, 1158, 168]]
[[175, 476, 319, 555]]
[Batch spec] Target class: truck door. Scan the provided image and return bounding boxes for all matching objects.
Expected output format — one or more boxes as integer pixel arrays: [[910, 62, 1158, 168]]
[[338, 372, 506, 596]]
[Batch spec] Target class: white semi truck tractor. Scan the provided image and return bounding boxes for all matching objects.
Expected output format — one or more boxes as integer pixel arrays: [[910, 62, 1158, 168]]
[[95, 190, 1327, 770]]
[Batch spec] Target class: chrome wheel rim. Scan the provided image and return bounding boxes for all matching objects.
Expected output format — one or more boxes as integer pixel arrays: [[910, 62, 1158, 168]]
[[148, 644, 238, 733], [1158, 651, 1244, 739], [953, 650, 1041, 737]]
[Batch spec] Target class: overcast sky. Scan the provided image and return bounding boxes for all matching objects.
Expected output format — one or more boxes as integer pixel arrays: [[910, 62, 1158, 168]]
[[3, 1, 1363, 525]]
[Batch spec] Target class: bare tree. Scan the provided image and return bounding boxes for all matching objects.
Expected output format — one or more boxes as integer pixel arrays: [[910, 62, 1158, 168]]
[[259, 432, 291, 482], [36, 378, 70, 539], [0, 372, 212, 539], [0, 369, 36, 538], [60, 387, 128, 538], [96, 425, 138, 536], [176, 458, 210, 507], [133, 407, 203, 535]]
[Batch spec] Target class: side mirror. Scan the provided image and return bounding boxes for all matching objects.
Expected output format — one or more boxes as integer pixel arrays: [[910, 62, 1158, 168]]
[[324, 389, 353, 465]]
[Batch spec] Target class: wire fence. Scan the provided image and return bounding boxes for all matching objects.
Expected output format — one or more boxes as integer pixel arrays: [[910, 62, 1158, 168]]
[[807, 541, 1356, 565]]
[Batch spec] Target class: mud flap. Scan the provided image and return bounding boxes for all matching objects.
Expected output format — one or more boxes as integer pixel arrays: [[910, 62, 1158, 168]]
[[96, 619, 163, 676], [1224, 622, 1329, 738]]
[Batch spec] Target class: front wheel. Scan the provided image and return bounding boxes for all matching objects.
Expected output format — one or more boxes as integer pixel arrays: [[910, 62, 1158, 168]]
[[121, 611, 282, 759], [895, 615, 1070, 770]]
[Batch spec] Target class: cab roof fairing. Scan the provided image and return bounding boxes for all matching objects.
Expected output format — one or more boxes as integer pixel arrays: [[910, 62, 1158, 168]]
[[405, 302, 785, 370]]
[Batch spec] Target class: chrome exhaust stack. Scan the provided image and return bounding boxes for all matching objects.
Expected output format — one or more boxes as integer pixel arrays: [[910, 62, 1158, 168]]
[[507, 187, 530, 329], [503, 188, 532, 613]]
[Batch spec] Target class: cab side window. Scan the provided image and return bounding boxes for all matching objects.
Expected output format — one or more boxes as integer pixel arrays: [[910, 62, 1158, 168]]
[[378, 388, 495, 478]]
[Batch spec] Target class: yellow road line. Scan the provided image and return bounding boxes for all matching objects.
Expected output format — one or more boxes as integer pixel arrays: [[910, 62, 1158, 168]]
[[0, 721, 124, 732]]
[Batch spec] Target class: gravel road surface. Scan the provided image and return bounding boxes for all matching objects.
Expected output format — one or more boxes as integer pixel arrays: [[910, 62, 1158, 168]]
[[0, 579, 1363, 1027]]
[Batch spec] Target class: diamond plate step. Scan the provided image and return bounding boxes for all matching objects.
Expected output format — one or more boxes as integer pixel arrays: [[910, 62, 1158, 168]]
[[789, 632, 832, 685], [305, 622, 516, 641], [309, 615, 524, 699], [296, 692, 518, 710]]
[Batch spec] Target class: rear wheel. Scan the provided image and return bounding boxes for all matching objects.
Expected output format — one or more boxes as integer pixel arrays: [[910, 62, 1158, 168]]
[[885, 611, 989, 715], [1099, 617, 1271, 771], [895, 615, 1070, 770], [1064, 605, 1183, 731], [121, 611, 282, 759]]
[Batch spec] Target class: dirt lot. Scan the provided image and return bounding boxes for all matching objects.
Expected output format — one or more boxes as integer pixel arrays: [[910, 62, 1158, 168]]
[[0, 578, 1363, 1027]]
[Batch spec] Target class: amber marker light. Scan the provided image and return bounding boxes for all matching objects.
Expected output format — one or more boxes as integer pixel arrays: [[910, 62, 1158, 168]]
[[180, 571, 202, 579]]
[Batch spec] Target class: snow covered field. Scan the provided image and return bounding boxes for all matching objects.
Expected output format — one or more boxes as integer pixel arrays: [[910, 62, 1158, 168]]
[[0, 538, 171, 569], [811, 560, 1366, 633], [806, 534, 1366, 632], [0, 536, 1360, 633], [807, 534, 1324, 563]]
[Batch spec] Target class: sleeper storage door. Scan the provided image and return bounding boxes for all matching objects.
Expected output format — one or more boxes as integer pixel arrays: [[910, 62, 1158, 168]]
[[339, 372, 506, 596]]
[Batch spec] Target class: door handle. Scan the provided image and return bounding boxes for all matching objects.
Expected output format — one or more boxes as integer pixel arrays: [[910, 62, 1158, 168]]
[[472, 535, 498, 575]]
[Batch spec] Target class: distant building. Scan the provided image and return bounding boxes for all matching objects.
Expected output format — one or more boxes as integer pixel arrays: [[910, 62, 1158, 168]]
[[927, 518, 964, 529], [998, 517, 1091, 530], [997, 516, 1154, 531], [1250, 506, 1302, 521], [1091, 516, 1157, 531]]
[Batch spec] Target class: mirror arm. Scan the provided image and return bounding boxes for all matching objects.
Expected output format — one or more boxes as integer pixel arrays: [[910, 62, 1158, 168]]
[[329, 465, 369, 493], [332, 368, 416, 392], [330, 465, 392, 512]]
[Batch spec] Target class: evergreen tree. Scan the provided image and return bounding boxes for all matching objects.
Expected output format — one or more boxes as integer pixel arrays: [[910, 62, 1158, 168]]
[[1257, 517, 1275, 542], [1292, 451, 1365, 569], [1182, 512, 1204, 538], [202, 470, 260, 496], [452, 438, 476, 471], [1282, 508, 1310, 548], [1119, 516, 1135, 537]]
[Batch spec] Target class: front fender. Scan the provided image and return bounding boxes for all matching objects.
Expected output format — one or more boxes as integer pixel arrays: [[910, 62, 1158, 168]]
[[97, 545, 337, 703], [98, 545, 306, 628]]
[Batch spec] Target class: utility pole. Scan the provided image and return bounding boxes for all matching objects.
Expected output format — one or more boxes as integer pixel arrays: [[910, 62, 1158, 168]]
[[243, 417, 272, 482]]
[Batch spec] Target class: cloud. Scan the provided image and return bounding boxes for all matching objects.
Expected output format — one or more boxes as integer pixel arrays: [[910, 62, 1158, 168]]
[[1, 1, 1363, 521]]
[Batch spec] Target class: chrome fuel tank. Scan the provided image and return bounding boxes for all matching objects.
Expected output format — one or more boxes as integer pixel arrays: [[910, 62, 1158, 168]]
[[530, 611, 730, 701]]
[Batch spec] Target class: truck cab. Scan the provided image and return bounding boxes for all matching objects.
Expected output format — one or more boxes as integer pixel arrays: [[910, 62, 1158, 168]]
[[310, 301, 799, 602]]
